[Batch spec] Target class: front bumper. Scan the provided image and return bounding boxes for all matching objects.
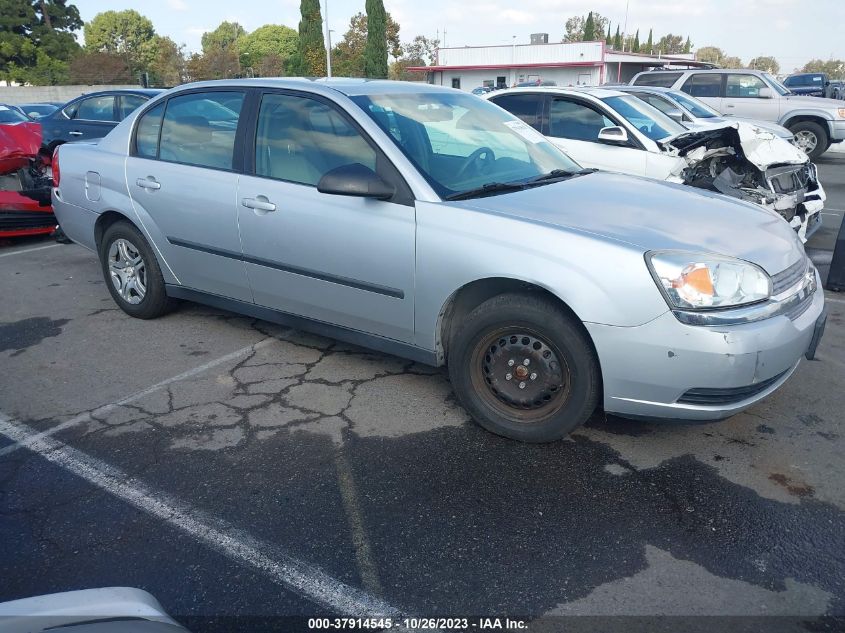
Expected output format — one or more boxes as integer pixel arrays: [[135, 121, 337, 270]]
[[830, 119, 845, 142], [586, 268, 825, 421]]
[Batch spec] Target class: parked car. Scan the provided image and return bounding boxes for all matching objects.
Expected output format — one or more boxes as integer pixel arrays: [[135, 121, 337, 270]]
[[39, 88, 163, 150], [0, 104, 32, 125], [614, 85, 795, 141], [630, 68, 845, 158], [16, 102, 61, 119], [472, 86, 493, 96], [487, 86, 825, 242], [0, 115, 54, 238], [783, 73, 834, 98], [53, 79, 826, 442]]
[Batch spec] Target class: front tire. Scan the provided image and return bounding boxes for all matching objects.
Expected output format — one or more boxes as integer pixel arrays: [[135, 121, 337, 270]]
[[99, 221, 173, 319], [790, 121, 828, 159], [448, 292, 601, 442]]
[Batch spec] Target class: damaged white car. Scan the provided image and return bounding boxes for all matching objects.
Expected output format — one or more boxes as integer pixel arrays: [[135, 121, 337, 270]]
[[487, 87, 825, 241]]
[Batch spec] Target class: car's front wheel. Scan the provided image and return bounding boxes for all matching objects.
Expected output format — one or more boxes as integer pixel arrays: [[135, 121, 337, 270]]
[[99, 221, 173, 319], [790, 121, 828, 159], [448, 292, 601, 442]]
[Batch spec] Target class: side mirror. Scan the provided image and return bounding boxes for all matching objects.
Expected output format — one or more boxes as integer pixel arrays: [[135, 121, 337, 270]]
[[757, 87, 773, 99], [597, 125, 629, 144], [665, 108, 685, 123], [317, 163, 395, 200]]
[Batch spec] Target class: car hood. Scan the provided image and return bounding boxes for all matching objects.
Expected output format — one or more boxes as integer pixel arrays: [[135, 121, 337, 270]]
[[658, 121, 808, 170], [448, 171, 804, 275], [782, 94, 844, 108], [707, 116, 793, 139]]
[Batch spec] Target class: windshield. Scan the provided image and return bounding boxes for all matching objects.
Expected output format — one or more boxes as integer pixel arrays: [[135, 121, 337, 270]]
[[350, 91, 581, 198], [600, 95, 686, 141], [762, 73, 791, 95], [667, 91, 720, 118], [0, 106, 30, 123]]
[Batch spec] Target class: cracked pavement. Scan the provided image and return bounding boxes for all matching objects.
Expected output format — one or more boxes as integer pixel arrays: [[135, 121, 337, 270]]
[[1, 159, 844, 632]]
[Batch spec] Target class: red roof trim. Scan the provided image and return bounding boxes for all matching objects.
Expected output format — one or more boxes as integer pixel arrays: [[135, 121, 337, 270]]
[[406, 61, 603, 72]]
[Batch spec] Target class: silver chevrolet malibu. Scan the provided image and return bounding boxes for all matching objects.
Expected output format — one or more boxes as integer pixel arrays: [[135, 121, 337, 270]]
[[52, 79, 827, 442]]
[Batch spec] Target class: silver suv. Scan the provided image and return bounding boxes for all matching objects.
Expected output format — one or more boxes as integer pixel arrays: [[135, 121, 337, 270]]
[[51, 79, 826, 442], [631, 68, 845, 159]]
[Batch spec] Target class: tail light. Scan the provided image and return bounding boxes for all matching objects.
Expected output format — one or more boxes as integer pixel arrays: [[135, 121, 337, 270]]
[[52, 146, 60, 188]]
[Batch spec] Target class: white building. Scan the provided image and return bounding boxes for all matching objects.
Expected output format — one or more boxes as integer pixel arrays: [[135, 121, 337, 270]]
[[407, 38, 709, 90]]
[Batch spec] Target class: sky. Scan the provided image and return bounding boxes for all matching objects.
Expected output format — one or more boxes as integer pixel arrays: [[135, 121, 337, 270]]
[[75, 0, 844, 73]]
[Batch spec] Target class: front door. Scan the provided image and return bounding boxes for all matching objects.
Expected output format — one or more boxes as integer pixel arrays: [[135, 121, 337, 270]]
[[124, 90, 252, 301], [720, 73, 781, 120], [236, 91, 416, 342], [545, 96, 649, 176]]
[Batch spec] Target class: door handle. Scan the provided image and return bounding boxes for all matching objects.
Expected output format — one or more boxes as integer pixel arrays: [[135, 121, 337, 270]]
[[135, 177, 161, 190], [241, 196, 276, 212], [725, 104, 735, 108], [68, 131, 83, 136]]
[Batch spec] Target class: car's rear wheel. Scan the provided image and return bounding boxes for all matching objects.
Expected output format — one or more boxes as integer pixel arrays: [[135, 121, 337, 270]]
[[448, 292, 601, 442], [790, 121, 828, 159], [99, 221, 173, 319]]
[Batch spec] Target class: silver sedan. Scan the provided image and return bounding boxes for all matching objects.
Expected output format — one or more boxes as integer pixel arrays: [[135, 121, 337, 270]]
[[51, 79, 826, 442]]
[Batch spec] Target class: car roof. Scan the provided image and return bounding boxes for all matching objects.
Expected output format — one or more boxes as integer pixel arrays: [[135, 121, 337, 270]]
[[160, 78, 458, 98], [637, 68, 762, 75], [617, 85, 674, 94], [489, 85, 628, 98], [67, 88, 164, 101]]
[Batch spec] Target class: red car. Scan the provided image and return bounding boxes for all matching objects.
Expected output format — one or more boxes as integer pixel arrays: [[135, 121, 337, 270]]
[[0, 107, 55, 238]]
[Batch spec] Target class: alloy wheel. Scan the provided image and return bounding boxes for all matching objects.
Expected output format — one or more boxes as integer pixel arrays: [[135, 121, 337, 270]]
[[108, 238, 147, 305]]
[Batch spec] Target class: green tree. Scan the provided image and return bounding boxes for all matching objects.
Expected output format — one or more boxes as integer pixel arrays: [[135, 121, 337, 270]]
[[363, 0, 388, 78], [331, 11, 401, 77], [389, 34, 439, 81], [656, 33, 686, 54], [721, 56, 743, 68], [612, 26, 621, 50], [695, 45, 724, 64], [563, 11, 609, 43], [605, 22, 611, 44], [288, 0, 326, 76], [201, 21, 245, 54], [632, 29, 639, 53], [84, 9, 156, 78], [186, 44, 240, 81], [0, 0, 81, 85], [645, 28, 653, 54], [147, 35, 185, 86], [68, 49, 130, 83], [683, 36, 691, 53], [239, 24, 298, 75], [582, 11, 595, 41], [748, 56, 779, 74], [802, 59, 845, 77]]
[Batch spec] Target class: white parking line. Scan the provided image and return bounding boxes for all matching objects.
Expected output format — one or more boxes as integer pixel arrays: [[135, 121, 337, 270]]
[[0, 413, 402, 617], [0, 338, 275, 458], [0, 244, 60, 259], [826, 296, 845, 305], [821, 212, 841, 217]]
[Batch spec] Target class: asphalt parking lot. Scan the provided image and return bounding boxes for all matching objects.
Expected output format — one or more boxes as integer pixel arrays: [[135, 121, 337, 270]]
[[1, 155, 844, 631]]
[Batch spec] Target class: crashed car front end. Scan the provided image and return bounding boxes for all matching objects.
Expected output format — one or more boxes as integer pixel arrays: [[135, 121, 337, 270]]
[[662, 122, 825, 242], [0, 121, 55, 239]]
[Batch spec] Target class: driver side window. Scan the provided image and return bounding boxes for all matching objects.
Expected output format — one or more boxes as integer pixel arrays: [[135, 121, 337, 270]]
[[548, 98, 614, 142]]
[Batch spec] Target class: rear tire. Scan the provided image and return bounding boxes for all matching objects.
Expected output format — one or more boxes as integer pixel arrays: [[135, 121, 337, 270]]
[[789, 121, 828, 159], [99, 221, 173, 319], [448, 292, 601, 442]]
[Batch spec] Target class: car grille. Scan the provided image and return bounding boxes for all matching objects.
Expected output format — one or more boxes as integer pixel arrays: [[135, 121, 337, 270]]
[[677, 370, 789, 406], [771, 257, 808, 296], [767, 164, 811, 194], [0, 211, 56, 231]]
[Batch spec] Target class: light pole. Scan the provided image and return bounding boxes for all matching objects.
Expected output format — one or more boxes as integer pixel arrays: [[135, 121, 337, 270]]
[[324, 0, 332, 77]]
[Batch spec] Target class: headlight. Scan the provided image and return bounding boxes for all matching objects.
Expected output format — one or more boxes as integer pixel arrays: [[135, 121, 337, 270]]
[[838, 108, 845, 118], [646, 251, 771, 310]]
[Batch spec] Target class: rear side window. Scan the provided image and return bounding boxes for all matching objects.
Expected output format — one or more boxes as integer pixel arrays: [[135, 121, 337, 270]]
[[254, 93, 376, 187], [681, 74, 722, 98], [632, 72, 682, 87], [549, 98, 614, 141], [75, 95, 117, 121], [158, 91, 244, 170], [489, 94, 542, 129], [135, 102, 164, 159], [119, 94, 148, 120]]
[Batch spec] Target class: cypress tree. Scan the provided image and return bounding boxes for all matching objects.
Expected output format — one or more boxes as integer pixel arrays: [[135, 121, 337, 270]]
[[363, 0, 388, 78], [683, 36, 692, 53], [606, 23, 612, 44], [582, 12, 595, 41], [632, 29, 640, 53], [613, 26, 621, 51], [645, 28, 653, 54], [289, 0, 326, 76]]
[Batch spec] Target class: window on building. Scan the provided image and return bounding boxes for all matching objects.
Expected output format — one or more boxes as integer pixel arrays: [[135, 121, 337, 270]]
[[451, 77, 461, 89]]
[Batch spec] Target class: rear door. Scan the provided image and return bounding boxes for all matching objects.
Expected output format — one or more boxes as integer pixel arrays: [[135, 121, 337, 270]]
[[678, 73, 724, 111], [543, 95, 649, 176], [125, 89, 252, 302], [46, 94, 117, 144], [236, 90, 416, 342], [721, 73, 780, 120]]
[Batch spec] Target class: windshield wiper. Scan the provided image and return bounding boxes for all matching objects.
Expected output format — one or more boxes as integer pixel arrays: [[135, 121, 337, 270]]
[[445, 182, 528, 201], [527, 168, 597, 183]]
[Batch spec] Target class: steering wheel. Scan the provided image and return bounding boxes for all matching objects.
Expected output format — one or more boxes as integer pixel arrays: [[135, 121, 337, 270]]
[[456, 147, 496, 181]]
